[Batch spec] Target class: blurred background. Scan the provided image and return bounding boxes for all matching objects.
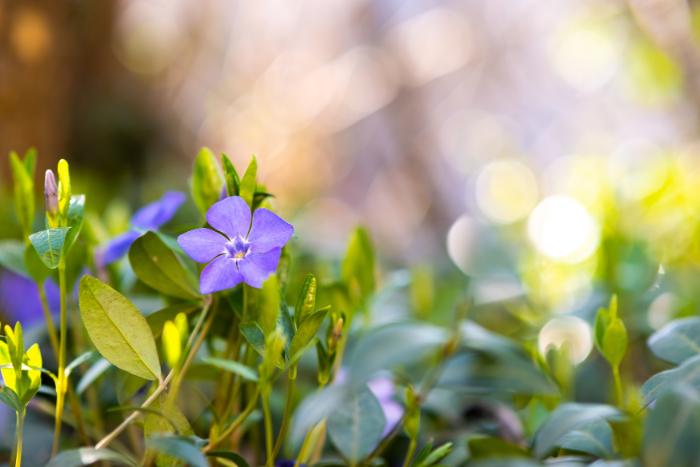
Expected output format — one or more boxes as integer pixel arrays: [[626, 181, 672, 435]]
[[4, 0, 700, 462], [3, 0, 700, 322]]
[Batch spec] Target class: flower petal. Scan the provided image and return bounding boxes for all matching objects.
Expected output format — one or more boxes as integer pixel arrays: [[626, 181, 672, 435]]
[[99, 230, 141, 265], [238, 247, 282, 288], [177, 228, 227, 263], [200, 256, 244, 294], [206, 196, 251, 239], [248, 208, 294, 253], [132, 191, 186, 229]]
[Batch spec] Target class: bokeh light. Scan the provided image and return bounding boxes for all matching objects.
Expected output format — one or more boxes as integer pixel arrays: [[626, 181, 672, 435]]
[[527, 195, 600, 264], [538, 316, 593, 365], [475, 159, 538, 224]]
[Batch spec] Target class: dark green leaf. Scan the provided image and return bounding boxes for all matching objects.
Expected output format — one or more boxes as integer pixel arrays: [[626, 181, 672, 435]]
[[559, 419, 614, 458], [347, 322, 449, 385], [79, 275, 161, 381], [241, 321, 266, 356], [327, 386, 386, 463], [29, 227, 70, 269], [532, 403, 620, 458], [0, 386, 22, 411], [642, 354, 700, 403], [295, 274, 317, 326], [648, 317, 700, 365], [289, 306, 329, 360], [221, 153, 240, 196], [129, 231, 200, 300], [643, 384, 700, 467], [63, 194, 85, 253]]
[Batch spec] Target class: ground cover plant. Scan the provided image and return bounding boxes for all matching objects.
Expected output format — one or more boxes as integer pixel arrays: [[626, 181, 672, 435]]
[[0, 147, 699, 467]]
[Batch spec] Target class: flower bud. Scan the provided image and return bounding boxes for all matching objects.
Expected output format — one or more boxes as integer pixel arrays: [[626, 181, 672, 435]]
[[44, 169, 59, 227], [57, 158, 71, 217]]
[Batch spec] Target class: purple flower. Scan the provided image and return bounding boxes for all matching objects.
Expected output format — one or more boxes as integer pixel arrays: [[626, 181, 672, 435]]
[[177, 196, 293, 294], [99, 191, 185, 266], [0, 271, 59, 326]]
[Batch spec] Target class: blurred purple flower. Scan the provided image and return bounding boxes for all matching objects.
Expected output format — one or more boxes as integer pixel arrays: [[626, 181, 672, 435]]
[[0, 271, 59, 326], [367, 377, 404, 436], [335, 369, 404, 437], [178, 196, 293, 293], [99, 191, 185, 266]]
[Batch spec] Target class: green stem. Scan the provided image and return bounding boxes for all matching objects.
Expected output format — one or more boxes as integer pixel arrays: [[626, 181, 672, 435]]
[[402, 437, 417, 467], [272, 370, 296, 457], [262, 388, 274, 467], [51, 262, 68, 457], [612, 365, 623, 407], [13, 409, 24, 467], [205, 387, 260, 451]]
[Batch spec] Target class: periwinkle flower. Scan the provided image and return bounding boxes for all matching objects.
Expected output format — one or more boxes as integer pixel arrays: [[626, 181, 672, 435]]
[[0, 271, 59, 326], [99, 191, 185, 266], [177, 196, 293, 294]]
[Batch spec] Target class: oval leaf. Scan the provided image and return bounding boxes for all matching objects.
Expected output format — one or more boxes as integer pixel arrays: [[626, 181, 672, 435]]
[[648, 317, 700, 365], [79, 275, 161, 381], [327, 386, 386, 463], [29, 227, 70, 269], [129, 231, 199, 300]]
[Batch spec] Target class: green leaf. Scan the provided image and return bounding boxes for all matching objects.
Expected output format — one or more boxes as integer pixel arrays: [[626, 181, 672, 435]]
[[258, 275, 280, 336], [128, 231, 200, 300], [648, 317, 700, 365], [241, 321, 266, 356], [415, 442, 453, 467], [295, 273, 317, 326], [206, 451, 250, 467], [341, 227, 375, 310], [221, 153, 240, 196], [601, 318, 627, 368], [239, 156, 257, 206], [201, 357, 259, 382], [532, 403, 620, 458], [63, 194, 85, 253], [24, 242, 50, 283], [289, 306, 329, 361], [642, 354, 700, 403], [643, 384, 700, 467], [46, 448, 138, 467], [191, 147, 223, 215], [0, 239, 28, 276], [327, 386, 386, 464], [29, 227, 70, 269], [559, 419, 614, 458], [79, 275, 161, 381], [146, 436, 208, 467], [9, 150, 35, 237], [347, 322, 449, 386], [0, 385, 22, 411]]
